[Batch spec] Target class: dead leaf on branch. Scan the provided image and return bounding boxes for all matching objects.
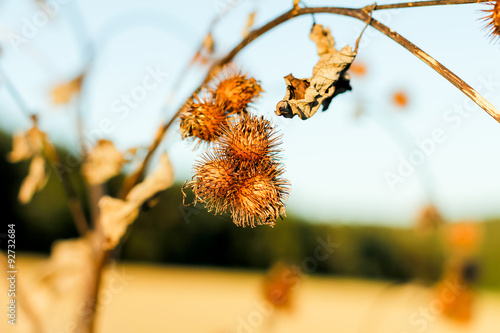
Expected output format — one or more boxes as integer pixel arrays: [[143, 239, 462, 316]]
[[126, 153, 174, 203], [276, 24, 356, 120], [18, 155, 48, 204], [99, 153, 174, 249], [8, 126, 46, 162], [8, 126, 50, 203], [99, 196, 140, 250], [51, 73, 84, 105], [82, 140, 125, 185]]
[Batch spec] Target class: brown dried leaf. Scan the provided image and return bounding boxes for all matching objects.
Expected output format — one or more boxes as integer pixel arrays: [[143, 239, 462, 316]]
[[242, 12, 256, 38], [18, 155, 48, 204], [51, 73, 84, 105], [99, 153, 174, 249], [8, 133, 33, 162], [276, 24, 356, 120], [82, 140, 125, 185], [126, 153, 174, 203], [99, 196, 140, 250], [8, 126, 46, 162]]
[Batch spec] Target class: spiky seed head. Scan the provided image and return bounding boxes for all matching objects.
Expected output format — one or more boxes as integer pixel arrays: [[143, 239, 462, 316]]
[[187, 115, 290, 228], [231, 166, 289, 228], [482, 1, 500, 42], [188, 153, 238, 214], [179, 92, 228, 144], [219, 115, 281, 163], [212, 65, 263, 112]]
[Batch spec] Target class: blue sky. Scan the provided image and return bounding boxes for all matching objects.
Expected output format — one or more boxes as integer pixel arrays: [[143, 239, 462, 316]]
[[0, 0, 499, 226]]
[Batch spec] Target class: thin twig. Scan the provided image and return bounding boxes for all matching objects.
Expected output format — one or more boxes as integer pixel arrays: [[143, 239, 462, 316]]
[[0, 66, 35, 118], [80, 241, 108, 333], [121, 0, 500, 196], [164, 0, 242, 109], [118, 114, 178, 198], [365, 16, 500, 122], [375, 0, 488, 10]]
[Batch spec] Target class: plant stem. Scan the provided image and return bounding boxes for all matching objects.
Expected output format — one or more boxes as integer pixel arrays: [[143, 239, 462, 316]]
[[0, 66, 35, 118], [365, 16, 500, 122], [375, 0, 488, 10], [118, 114, 178, 198]]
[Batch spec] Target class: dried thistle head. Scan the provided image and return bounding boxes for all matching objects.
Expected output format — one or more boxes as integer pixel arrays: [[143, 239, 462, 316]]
[[186, 115, 290, 227], [231, 162, 290, 227], [263, 262, 300, 311], [436, 260, 478, 324], [212, 65, 263, 112], [219, 115, 281, 163], [445, 221, 483, 254], [188, 153, 238, 215], [179, 92, 229, 144], [482, 1, 500, 42]]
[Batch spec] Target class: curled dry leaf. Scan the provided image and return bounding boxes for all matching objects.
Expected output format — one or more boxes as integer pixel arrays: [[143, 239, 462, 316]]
[[8, 126, 49, 203], [82, 140, 125, 185], [18, 155, 48, 204], [99, 196, 140, 249], [126, 153, 174, 203], [276, 24, 356, 120], [51, 73, 84, 105], [8, 126, 46, 162], [99, 153, 174, 249], [8, 133, 32, 162]]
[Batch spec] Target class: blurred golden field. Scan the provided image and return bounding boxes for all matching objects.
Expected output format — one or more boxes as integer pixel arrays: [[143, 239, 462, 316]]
[[2, 254, 500, 333]]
